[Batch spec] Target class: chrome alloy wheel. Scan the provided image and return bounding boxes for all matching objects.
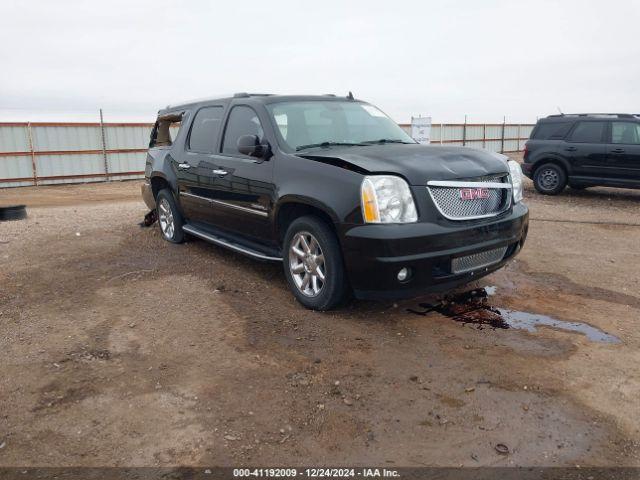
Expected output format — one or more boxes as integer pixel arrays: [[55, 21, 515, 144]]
[[158, 198, 175, 239], [289, 231, 326, 297], [539, 167, 560, 190]]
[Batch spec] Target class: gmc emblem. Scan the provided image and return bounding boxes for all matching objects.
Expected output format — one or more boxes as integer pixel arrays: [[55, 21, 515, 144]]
[[459, 187, 490, 201]]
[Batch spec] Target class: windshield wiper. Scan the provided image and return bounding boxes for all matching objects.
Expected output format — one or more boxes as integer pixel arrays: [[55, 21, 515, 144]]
[[361, 138, 415, 145], [295, 142, 366, 151]]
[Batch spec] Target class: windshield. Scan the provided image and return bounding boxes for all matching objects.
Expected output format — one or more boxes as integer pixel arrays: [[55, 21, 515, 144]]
[[266, 101, 415, 151]]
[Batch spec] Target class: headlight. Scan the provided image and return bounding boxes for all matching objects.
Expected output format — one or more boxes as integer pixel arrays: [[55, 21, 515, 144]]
[[508, 160, 524, 203], [361, 175, 417, 223]]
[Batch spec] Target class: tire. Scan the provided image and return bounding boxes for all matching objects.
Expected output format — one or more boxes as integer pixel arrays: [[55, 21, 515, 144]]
[[533, 163, 567, 195], [283, 215, 348, 311], [156, 189, 185, 243], [0, 205, 27, 221]]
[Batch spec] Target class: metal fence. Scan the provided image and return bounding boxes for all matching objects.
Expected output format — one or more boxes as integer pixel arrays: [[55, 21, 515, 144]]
[[0, 121, 534, 188], [0, 121, 153, 188], [398, 123, 534, 152]]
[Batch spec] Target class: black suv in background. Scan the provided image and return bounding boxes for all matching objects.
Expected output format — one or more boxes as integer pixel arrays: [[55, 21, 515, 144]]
[[142, 94, 528, 310], [523, 114, 640, 194]]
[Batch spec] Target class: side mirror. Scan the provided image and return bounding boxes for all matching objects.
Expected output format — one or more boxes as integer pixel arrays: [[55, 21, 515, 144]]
[[237, 134, 270, 159]]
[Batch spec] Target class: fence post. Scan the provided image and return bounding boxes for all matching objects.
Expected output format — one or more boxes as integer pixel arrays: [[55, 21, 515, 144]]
[[482, 123, 486, 149], [517, 124, 521, 151], [440, 123, 444, 144], [26, 122, 38, 186], [500, 116, 506, 153], [99, 109, 109, 182], [462, 115, 467, 146]]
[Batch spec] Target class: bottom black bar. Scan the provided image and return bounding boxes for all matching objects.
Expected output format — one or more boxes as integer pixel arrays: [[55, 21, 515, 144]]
[[0, 468, 638, 480]]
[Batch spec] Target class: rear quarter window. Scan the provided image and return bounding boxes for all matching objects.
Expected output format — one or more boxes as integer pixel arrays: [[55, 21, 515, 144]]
[[149, 113, 183, 148], [531, 122, 572, 140]]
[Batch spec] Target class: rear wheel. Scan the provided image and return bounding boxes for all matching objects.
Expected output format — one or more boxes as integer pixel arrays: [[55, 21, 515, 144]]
[[283, 216, 348, 310], [533, 163, 567, 195], [156, 189, 185, 243]]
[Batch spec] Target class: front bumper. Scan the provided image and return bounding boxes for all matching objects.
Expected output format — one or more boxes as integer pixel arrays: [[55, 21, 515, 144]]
[[340, 203, 529, 300]]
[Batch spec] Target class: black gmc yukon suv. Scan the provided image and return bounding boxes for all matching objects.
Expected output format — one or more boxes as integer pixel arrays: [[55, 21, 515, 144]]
[[523, 113, 640, 194], [142, 94, 528, 310]]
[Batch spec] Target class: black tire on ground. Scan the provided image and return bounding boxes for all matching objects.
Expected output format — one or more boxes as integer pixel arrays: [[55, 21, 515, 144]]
[[155, 189, 185, 243], [533, 163, 567, 195], [0, 205, 27, 221], [283, 215, 349, 311]]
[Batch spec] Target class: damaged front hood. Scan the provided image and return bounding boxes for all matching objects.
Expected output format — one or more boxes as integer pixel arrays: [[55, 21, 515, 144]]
[[297, 144, 510, 185]]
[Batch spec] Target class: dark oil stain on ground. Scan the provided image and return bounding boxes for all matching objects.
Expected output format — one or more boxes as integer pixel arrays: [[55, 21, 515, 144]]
[[407, 287, 620, 344]]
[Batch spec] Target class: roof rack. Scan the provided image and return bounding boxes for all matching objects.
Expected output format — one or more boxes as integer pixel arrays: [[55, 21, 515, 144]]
[[233, 92, 273, 98], [165, 94, 232, 109], [165, 93, 274, 109], [548, 113, 637, 119]]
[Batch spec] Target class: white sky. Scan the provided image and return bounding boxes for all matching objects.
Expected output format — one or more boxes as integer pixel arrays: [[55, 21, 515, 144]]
[[1, 0, 639, 124]]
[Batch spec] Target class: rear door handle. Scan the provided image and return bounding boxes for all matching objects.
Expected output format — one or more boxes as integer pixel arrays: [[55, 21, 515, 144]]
[[177, 163, 191, 170], [212, 169, 229, 176], [611, 148, 625, 154], [564, 146, 577, 152]]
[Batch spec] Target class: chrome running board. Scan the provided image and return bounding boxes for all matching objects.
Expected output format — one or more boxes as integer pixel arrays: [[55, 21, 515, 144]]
[[182, 224, 282, 262]]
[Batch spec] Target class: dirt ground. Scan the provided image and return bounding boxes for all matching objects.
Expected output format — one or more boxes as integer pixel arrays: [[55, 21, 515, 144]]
[[1, 166, 639, 467]]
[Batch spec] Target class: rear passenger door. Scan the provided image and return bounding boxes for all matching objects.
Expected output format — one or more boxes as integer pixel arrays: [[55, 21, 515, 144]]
[[606, 122, 640, 181], [562, 121, 608, 178], [178, 105, 227, 225]]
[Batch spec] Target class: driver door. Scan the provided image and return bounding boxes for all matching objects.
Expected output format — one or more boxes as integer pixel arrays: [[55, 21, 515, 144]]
[[206, 105, 275, 244], [607, 121, 640, 181]]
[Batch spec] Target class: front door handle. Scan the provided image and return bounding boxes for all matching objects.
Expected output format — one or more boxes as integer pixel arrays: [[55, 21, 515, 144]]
[[564, 146, 577, 152], [611, 148, 625, 154], [177, 163, 191, 170], [212, 169, 229, 176]]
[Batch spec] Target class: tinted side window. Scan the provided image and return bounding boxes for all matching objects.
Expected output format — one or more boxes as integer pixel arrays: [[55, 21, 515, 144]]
[[568, 122, 605, 143], [188, 106, 224, 153], [222, 106, 264, 155], [611, 122, 640, 145], [531, 122, 572, 140]]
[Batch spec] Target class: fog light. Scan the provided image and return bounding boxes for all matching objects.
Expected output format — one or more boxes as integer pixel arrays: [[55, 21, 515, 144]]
[[397, 267, 410, 282]]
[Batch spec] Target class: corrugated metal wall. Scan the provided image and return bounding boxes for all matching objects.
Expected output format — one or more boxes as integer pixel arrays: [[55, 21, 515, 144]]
[[0, 121, 534, 188], [398, 123, 534, 153], [0, 122, 153, 187]]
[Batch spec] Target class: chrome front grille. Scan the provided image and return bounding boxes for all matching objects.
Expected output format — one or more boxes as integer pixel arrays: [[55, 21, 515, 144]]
[[427, 174, 512, 220], [451, 246, 509, 274]]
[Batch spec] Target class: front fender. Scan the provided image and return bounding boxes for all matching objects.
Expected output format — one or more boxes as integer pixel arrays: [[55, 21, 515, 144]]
[[274, 195, 341, 225], [274, 153, 364, 225]]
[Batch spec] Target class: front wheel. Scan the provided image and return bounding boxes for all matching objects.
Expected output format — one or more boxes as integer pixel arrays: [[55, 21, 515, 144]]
[[283, 216, 348, 311], [533, 163, 567, 195]]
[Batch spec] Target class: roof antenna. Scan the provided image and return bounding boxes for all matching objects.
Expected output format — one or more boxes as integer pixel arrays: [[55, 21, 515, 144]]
[[557, 106, 563, 115], [347, 91, 354, 100]]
